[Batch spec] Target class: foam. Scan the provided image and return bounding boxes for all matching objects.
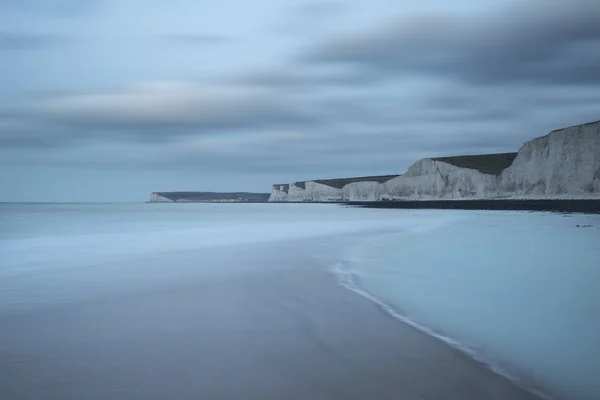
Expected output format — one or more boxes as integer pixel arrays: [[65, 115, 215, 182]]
[[330, 259, 553, 400]]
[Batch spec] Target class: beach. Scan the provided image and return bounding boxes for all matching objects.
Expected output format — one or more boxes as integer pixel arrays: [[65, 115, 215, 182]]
[[0, 236, 539, 400]]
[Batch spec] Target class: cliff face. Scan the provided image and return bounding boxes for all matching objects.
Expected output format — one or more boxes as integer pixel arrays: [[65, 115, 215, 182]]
[[269, 185, 289, 202], [381, 159, 500, 200], [269, 120, 600, 202], [499, 121, 600, 197], [150, 193, 173, 202], [269, 176, 397, 202]]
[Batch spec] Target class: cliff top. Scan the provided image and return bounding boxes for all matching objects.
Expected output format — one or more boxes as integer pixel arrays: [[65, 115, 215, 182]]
[[432, 153, 518, 175], [293, 175, 400, 189], [153, 192, 270, 202], [549, 119, 600, 134], [272, 184, 290, 193]]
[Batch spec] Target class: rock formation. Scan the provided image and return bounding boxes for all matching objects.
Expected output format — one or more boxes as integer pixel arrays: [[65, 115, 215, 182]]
[[269, 120, 600, 202]]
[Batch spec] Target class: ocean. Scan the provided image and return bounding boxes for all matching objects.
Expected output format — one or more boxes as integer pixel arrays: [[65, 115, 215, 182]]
[[1, 203, 599, 400], [340, 211, 600, 400]]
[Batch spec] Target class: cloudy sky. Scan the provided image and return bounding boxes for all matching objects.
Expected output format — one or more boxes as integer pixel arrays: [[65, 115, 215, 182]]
[[1, 0, 599, 201]]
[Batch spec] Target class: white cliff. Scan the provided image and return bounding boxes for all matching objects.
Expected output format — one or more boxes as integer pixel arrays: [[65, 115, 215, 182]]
[[499, 121, 600, 197], [149, 193, 174, 202], [343, 181, 383, 201], [287, 184, 307, 201], [268, 120, 600, 202], [269, 185, 290, 202], [384, 159, 500, 200], [304, 181, 343, 201]]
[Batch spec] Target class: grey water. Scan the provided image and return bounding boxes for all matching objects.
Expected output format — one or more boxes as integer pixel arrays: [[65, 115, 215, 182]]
[[0, 202, 418, 316], [349, 211, 600, 400]]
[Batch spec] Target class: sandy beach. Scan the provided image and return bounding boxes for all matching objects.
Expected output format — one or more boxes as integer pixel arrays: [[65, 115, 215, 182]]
[[0, 238, 540, 400]]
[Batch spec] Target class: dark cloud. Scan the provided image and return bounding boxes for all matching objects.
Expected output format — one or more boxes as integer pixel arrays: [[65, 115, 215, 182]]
[[325, 97, 524, 126], [304, 0, 600, 86], [4, 74, 599, 162], [0, 32, 61, 50], [233, 66, 377, 89], [421, 86, 600, 112], [0, 82, 321, 148], [0, 129, 70, 149]]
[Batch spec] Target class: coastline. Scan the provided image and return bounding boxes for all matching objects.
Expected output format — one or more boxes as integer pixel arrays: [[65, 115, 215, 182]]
[[332, 256, 553, 400], [339, 211, 600, 400], [268, 199, 600, 214], [335, 271, 551, 400]]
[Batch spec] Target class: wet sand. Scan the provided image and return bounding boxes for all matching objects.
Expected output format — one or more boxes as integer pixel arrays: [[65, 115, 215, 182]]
[[0, 239, 541, 400]]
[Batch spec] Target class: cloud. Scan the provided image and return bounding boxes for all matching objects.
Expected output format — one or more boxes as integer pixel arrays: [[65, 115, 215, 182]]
[[165, 34, 233, 45], [271, 0, 351, 35], [291, 1, 349, 19], [3, 0, 600, 201], [304, 0, 600, 86], [0, 0, 100, 16], [420, 84, 600, 112], [4, 74, 599, 167], [2, 82, 318, 138], [0, 32, 61, 50], [3, 0, 600, 179], [233, 66, 377, 89]]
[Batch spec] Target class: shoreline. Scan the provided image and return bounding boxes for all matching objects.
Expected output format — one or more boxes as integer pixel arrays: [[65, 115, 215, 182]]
[[338, 212, 600, 400], [332, 260, 552, 400], [346, 199, 600, 214], [0, 237, 544, 400], [267, 199, 600, 214]]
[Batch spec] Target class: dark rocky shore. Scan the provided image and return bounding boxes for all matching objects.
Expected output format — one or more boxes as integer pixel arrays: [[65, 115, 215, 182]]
[[344, 199, 600, 214]]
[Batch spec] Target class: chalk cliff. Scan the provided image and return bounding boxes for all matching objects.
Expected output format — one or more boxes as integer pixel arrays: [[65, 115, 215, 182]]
[[150, 193, 173, 202], [498, 121, 600, 197], [269, 120, 600, 202]]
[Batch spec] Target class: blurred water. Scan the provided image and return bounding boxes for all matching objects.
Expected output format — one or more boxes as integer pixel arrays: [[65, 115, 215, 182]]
[[347, 211, 600, 400], [0, 203, 453, 273], [2, 204, 598, 400], [0, 203, 457, 316]]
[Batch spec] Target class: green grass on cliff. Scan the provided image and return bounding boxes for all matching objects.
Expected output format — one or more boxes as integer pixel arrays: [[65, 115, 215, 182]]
[[432, 153, 518, 175], [154, 192, 270, 202], [291, 175, 400, 190]]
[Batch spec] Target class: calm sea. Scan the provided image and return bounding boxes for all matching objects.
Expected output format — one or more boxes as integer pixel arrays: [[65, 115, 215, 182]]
[[1, 203, 599, 399]]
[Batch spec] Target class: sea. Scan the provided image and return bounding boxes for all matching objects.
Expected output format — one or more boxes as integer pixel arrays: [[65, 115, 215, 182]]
[[1, 203, 599, 400]]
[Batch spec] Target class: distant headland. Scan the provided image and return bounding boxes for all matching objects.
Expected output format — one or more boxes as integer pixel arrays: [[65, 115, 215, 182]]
[[149, 192, 270, 203]]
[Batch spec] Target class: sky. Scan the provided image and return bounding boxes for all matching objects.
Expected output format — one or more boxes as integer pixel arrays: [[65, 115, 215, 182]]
[[1, 0, 599, 201]]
